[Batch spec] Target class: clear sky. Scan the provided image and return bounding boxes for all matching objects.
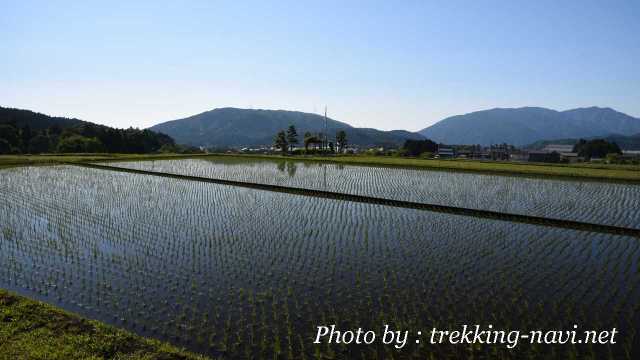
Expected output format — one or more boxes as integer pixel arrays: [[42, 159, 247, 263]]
[[2, 0, 639, 131]]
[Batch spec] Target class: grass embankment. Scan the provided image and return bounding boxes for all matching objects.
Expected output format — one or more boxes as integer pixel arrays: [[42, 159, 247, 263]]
[[1, 153, 639, 182], [0, 289, 208, 360]]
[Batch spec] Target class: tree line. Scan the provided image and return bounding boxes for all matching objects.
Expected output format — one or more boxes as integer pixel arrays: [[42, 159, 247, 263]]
[[0, 106, 185, 154], [402, 139, 439, 157], [572, 139, 621, 159], [0, 122, 176, 154]]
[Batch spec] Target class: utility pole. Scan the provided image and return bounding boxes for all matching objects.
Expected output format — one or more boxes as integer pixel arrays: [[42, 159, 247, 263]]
[[324, 106, 328, 151]]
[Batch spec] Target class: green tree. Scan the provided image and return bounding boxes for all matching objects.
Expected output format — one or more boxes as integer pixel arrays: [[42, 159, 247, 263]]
[[286, 125, 298, 152], [48, 124, 63, 136], [20, 125, 32, 152], [84, 137, 106, 153], [403, 139, 438, 157], [273, 130, 288, 154], [573, 139, 622, 159], [0, 139, 11, 154], [304, 134, 321, 152], [335, 130, 347, 152], [0, 124, 20, 148], [57, 135, 105, 153], [303, 132, 312, 151], [159, 144, 179, 153], [28, 134, 51, 154]]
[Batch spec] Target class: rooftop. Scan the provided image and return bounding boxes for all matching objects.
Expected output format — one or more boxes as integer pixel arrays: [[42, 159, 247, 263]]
[[542, 144, 575, 152]]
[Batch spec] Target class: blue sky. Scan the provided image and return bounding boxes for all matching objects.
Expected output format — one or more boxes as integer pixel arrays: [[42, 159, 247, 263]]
[[1, 0, 639, 130]]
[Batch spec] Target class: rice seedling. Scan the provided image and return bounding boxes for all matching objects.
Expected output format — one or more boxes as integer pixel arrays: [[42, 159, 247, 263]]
[[108, 158, 640, 228], [0, 163, 638, 358]]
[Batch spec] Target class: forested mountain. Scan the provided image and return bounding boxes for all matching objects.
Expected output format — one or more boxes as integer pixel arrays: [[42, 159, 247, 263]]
[[0, 107, 174, 154], [562, 107, 640, 136], [419, 107, 640, 146], [150, 108, 424, 148]]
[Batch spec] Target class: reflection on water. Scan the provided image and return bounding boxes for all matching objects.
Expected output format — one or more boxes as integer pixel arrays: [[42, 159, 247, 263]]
[[271, 159, 344, 182], [112, 157, 640, 228], [286, 161, 297, 178], [275, 160, 299, 178], [0, 165, 637, 359]]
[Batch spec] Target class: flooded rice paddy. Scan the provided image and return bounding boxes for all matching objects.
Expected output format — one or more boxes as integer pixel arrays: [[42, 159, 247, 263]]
[[109, 158, 640, 229], [1, 161, 639, 359]]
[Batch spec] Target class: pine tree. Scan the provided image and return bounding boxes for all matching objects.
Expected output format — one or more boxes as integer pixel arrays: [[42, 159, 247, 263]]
[[273, 130, 288, 154], [286, 125, 298, 152], [336, 130, 347, 153]]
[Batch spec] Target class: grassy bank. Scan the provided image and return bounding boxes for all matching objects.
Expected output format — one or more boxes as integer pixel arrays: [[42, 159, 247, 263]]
[[0, 289, 208, 360], [2, 153, 639, 182]]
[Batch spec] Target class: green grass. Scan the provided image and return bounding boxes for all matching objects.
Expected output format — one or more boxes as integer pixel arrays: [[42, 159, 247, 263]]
[[0, 289, 210, 360], [1, 152, 639, 182]]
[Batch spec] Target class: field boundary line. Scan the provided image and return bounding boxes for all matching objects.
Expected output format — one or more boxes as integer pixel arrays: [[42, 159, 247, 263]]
[[65, 162, 640, 238]]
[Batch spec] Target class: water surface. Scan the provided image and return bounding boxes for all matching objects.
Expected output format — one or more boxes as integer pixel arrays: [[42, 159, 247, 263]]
[[0, 165, 637, 358], [110, 158, 640, 229]]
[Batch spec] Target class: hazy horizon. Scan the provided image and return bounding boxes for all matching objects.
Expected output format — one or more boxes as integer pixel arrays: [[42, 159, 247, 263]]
[[2, 0, 639, 131]]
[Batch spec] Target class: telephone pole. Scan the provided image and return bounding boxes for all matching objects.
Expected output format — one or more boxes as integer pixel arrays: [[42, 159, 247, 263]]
[[324, 106, 328, 151]]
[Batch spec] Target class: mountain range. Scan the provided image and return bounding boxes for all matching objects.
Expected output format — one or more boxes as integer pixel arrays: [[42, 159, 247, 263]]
[[3, 105, 639, 151], [419, 107, 640, 146], [150, 108, 424, 148]]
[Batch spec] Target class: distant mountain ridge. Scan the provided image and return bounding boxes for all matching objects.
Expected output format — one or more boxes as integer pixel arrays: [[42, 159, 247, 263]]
[[419, 107, 640, 146], [150, 107, 424, 148]]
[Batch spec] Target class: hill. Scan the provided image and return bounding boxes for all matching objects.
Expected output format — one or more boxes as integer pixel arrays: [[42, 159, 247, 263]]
[[0, 107, 174, 154], [150, 107, 424, 148], [419, 107, 640, 146], [0, 107, 88, 130]]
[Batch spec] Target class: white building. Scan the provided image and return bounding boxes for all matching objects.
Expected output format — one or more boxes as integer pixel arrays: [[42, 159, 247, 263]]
[[542, 144, 574, 153]]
